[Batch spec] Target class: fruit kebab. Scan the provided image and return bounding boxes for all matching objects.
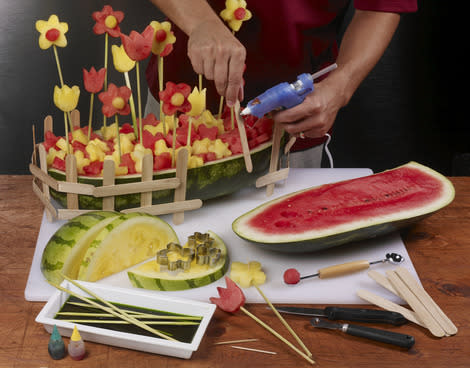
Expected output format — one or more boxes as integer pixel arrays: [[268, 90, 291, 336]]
[[283, 253, 404, 285], [241, 63, 337, 118]]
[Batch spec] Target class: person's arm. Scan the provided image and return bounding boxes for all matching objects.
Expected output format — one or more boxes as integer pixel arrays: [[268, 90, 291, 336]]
[[273, 10, 400, 138], [149, 0, 245, 106]]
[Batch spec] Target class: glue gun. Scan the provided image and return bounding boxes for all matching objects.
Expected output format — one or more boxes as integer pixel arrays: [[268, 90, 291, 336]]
[[240, 63, 337, 118]]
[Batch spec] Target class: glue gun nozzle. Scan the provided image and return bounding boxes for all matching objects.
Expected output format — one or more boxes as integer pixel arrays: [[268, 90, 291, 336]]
[[240, 107, 250, 116]]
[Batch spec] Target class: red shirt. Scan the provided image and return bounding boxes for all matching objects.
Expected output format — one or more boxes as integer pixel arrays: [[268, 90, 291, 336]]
[[146, 0, 417, 150]]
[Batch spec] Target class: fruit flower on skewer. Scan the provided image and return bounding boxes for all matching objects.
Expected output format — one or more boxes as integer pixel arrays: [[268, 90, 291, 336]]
[[150, 20, 176, 128], [120, 25, 154, 145], [53, 84, 80, 155], [83, 67, 106, 141], [159, 81, 192, 167], [98, 83, 132, 172], [210, 277, 314, 364]]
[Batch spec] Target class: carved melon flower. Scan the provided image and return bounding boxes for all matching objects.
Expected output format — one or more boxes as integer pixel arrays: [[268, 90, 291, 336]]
[[111, 44, 136, 73], [187, 87, 207, 117], [53, 85, 80, 112], [159, 82, 192, 116], [35, 14, 69, 50], [98, 83, 132, 117], [83, 67, 106, 94], [220, 0, 252, 32], [120, 25, 154, 61], [92, 5, 124, 38], [149, 21, 176, 57]]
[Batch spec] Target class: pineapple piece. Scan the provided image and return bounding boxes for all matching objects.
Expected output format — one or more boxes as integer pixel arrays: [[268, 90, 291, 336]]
[[209, 139, 231, 159], [131, 143, 152, 173], [72, 128, 89, 145], [101, 122, 118, 141], [46, 147, 66, 166], [86, 140, 106, 162], [230, 261, 266, 288], [115, 133, 134, 155], [104, 155, 128, 176], [74, 150, 91, 174], [191, 138, 211, 155], [187, 154, 204, 169], [55, 137, 68, 152], [154, 139, 171, 156]]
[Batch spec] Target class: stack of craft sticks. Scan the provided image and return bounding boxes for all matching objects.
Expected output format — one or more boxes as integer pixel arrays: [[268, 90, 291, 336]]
[[357, 267, 458, 337]]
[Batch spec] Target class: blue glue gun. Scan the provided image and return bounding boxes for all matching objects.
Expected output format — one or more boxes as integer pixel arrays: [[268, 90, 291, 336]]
[[241, 63, 337, 118]]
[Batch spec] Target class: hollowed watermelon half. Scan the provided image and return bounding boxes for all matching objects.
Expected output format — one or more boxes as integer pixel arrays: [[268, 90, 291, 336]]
[[47, 140, 276, 211], [232, 162, 455, 253]]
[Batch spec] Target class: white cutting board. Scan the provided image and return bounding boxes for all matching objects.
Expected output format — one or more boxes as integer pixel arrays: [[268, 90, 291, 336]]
[[25, 168, 417, 304]]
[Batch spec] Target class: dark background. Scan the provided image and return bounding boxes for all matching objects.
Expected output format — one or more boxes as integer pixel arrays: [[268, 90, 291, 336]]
[[0, 1, 467, 175]]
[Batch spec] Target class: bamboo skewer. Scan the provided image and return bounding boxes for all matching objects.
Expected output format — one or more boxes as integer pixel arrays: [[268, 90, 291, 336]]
[[56, 311, 202, 321], [56, 276, 177, 341], [214, 338, 259, 345], [231, 345, 277, 355], [254, 285, 312, 358], [239, 306, 315, 365], [59, 320, 199, 326]]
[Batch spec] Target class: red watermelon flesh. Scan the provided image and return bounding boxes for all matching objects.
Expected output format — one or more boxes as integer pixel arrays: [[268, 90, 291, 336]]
[[232, 162, 455, 252]]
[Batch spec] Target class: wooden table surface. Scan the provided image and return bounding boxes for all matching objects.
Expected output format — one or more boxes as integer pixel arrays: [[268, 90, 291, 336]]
[[1, 175, 469, 368]]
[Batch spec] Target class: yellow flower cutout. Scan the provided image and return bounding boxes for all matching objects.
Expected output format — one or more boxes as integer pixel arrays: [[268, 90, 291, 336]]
[[36, 14, 69, 50], [111, 44, 136, 73], [187, 87, 207, 117], [149, 21, 176, 56], [53, 85, 80, 112], [220, 0, 252, 32]]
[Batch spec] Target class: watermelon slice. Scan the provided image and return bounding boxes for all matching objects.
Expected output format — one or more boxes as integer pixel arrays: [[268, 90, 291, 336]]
[[232, 162, 455, 253]]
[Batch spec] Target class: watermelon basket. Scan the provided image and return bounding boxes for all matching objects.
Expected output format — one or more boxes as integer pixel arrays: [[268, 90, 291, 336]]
[[30, 110, 288, 223]]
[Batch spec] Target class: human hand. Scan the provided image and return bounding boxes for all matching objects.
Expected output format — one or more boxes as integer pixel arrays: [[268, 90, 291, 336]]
[[272, 77, 347, 139], [187, 19, 246, 106]]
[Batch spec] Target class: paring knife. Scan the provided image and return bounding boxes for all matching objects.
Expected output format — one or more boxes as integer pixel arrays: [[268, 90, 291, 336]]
[[311, 318, 415, 349], [275, 306, 407, 326]]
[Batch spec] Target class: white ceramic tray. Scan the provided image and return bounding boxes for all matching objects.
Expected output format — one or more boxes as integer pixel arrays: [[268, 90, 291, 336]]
[[35, 280, 216, 359]]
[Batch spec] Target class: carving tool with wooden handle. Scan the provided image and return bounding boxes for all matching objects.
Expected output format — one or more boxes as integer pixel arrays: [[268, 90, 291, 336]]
[[283, 253, 404, 284]]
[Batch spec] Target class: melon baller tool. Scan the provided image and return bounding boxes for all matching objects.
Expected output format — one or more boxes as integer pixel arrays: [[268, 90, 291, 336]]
[[241, 63, 338, 118], [284, 253, 404, 284]]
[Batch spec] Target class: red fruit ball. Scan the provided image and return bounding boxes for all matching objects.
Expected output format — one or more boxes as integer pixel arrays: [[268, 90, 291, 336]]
[[283, 268, 300, 284], [45, 28, 60, 42]]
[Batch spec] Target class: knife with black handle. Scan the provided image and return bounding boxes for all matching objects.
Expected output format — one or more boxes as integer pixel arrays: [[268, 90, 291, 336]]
[[275, 306, 407, 325], [311, 318, 415, 349]]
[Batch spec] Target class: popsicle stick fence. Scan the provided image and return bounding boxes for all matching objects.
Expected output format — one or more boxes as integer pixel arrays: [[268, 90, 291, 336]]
[[30, 109, 290, 223]]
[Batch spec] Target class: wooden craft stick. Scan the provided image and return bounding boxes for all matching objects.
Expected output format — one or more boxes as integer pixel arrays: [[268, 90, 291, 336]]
[[284, 136, 297, 155], [367, 270, 401, 297], [93, 178, 180, 197], [102, 159, 115, 211], [254, 285, 312, 357], [234, 101, 253, 173], [256, 168, 289, 188], [394, 267, 457, 336], [57, 181, 95, 195], [231, 346, 277, 355], [70, 109, 80, 129], [32, 180, 58, 219], [173, 148, 189, 225], [140, 154, 153, 207], [356, 289, 425, 327], [239, 306, 315, 365], [44, 115, 53, 133], [65, 154, 79, 210], [266, 123, 284, 197], [30, 162, 59, 191], [386, 270, 446, 337]]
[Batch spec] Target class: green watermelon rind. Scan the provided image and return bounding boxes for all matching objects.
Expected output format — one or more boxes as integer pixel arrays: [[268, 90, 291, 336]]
[[40, 211, 120, 284], [232, 162, 455, 253], [127, 231, 229, 291], [47, 140, 275, 211]]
